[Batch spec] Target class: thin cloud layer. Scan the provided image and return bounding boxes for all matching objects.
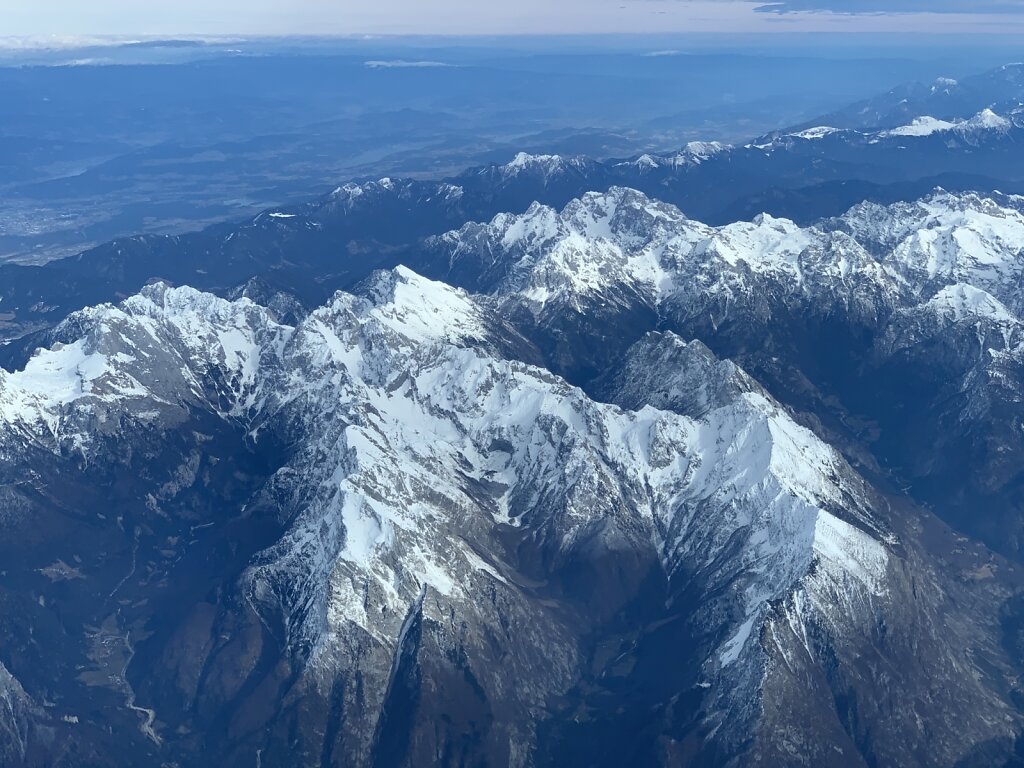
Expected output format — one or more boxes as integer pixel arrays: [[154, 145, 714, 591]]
[[6, 0, 1024, 37], [756, 0, 1024, 12]]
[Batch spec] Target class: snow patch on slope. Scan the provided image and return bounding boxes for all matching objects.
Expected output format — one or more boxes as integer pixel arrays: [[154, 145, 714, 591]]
[[924, 283, 1016, 324], [880, 109, 1012, 138]]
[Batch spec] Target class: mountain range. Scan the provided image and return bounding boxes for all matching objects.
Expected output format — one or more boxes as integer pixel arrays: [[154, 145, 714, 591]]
[[3, 62, 1024, 767], [3, 64, 1024, 351]]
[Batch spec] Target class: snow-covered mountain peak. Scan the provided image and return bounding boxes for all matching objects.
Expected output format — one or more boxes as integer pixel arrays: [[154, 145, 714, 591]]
[[839, 187, 1023, 237], [125, 281, 262, 324], [880, 115, 958, 137], [966, 107, 1012, 131], [328, 178, 391, 202], [600, 333, 891, 670], [615, 141, 730, 170], [324, 176, 462, 214], [492, 202, 564, 248], [348, 265, 489, 347], [433, 187, 700, 305], [603, 331, 755, 418], [617, 153, 661, 170], [495, 152, 591, 181], [836, 191, 1024, 306], [561, 187, 689, 238], [693, 212, 813, 272], [0, 281, 300, 448], [879, 108, 1013, 139], [787, 125, 844, 140], [283, 266, 510, 399], [877, 281, 1024, 360], [0, 336, 132, 443], [507, 151, 557, 169], [923, 282, 1017, 325], [671, 140, 730, 165]]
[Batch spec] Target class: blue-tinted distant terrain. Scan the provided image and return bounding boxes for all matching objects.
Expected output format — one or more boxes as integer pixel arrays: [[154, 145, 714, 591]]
[[0, 35, 1013, 262]]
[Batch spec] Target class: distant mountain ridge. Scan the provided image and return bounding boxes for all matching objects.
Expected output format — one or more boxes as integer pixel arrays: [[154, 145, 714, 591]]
[[3, 64, 1024, 353], [795, 62, 1024, 131]]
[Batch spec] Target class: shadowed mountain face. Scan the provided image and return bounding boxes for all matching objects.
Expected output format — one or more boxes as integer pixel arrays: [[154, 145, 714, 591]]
[[5, 61, 1024, 768]]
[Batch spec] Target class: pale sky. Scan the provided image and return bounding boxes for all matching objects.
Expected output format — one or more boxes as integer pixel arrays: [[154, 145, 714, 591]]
[[3, 0, 1024, 37]]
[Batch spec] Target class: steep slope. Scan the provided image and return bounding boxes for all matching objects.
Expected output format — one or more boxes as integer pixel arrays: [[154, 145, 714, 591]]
[[600, 333, 1024, 768], [0, 663, 43, 768]]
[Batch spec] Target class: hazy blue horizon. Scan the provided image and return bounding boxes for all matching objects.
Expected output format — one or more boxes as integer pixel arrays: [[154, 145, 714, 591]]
[[5, 0, 1024, 38]]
